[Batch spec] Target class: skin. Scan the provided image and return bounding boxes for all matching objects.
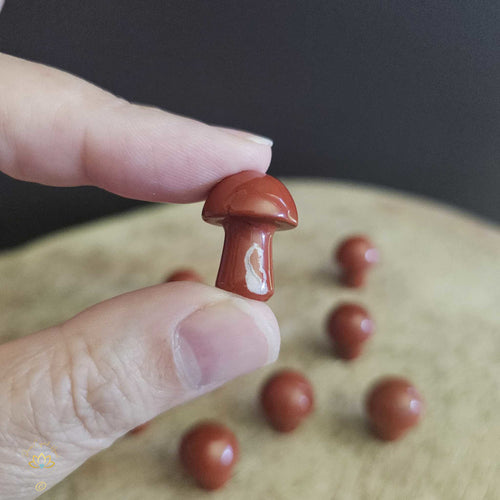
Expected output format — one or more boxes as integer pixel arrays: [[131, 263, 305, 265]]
[[0, 51, 280, 499]]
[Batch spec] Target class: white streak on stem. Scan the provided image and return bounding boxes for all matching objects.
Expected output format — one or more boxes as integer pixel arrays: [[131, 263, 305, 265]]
[[244, 242, 268, 295]]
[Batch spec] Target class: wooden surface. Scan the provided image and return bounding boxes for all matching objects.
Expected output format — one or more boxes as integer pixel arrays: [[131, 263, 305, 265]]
[[1, 180, 499, 499]]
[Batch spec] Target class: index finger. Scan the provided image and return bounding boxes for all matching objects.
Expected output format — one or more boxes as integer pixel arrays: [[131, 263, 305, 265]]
[[0, 53, 272, 203]]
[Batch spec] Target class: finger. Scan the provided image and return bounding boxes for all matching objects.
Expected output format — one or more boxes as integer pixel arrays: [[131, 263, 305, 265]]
[[0, 283, 280, 499], [0, 53, 272, 203], [214, 125, 273, 145]]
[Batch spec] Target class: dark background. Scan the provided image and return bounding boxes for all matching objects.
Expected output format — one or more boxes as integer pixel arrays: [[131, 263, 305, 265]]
[[1, 1, 499, 249]]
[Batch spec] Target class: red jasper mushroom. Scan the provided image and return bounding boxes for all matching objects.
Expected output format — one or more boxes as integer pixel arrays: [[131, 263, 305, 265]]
[[365, 376, 424, 441], [165, 268, 204, 283], [260, 369, 314, 432], [128, 421, 151, 435], [335, 235, 379, 287], [179, 421, 239, 490], [327, 303, 374, 360], [202, 170, 298, 301]]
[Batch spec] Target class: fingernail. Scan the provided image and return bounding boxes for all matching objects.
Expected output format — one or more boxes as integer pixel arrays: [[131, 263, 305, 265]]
[[244, 134, 274, 146], [215, 125, 273, 146], [173, 298, 280, 389]]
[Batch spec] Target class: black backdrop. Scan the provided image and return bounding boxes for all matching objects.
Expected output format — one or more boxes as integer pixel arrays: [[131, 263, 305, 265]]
[[1, 1, 499, 249]]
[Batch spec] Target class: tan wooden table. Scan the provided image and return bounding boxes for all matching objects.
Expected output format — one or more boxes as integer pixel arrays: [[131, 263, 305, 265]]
[[1, 180, 499, 499]]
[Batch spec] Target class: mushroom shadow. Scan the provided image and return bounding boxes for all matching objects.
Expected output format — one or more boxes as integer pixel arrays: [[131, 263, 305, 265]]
[[335, 413, 367, 436], [296, 334, 338, 362], [312, 265, 341, 287], [230, 397, 268, 437], [155, 446, 197, 493]]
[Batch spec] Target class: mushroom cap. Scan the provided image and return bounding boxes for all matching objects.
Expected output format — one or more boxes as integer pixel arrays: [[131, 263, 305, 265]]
[[179, 420, 239, 490], [260, 369, 314, 432], [202, 171, 298, 230], [327, 303, 374, 347], [365, 376, 424, 440], [335, 235, 378, 271], [165, 269, 204, 283]]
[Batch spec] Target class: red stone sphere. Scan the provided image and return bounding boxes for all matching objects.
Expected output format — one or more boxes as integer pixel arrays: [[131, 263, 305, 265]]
[[335, 235, 379, 272], [179, 421, 239, 490], [165, 269, 204, 283], [260, 369, 314, 432], [365, 377, 424, 441], [327, 303, 374, 360]]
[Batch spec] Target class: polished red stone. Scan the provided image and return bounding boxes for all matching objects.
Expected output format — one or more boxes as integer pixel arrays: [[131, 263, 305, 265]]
[[260, 369, 314, 432], [165, 269, 204, 283], [128, 421, 151, 435], [179, 421, 239, 490], [202, 170, 298, 301], [327, 303, 374, 360], [365, 377, 424, 441], [335, 235, 378, 287]]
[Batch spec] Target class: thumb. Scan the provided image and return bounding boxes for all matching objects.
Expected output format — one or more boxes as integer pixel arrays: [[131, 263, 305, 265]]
[[0, 282, 280, 499]]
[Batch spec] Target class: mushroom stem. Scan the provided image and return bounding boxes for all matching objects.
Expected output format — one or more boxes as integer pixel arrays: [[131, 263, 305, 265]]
[[334, 343, 362, 360], [216, 219, 276, 301], [340, 270, 366, 288]]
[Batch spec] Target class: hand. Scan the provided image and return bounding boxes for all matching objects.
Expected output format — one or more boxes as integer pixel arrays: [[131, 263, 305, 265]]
[[0, 52, 280, 499]]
